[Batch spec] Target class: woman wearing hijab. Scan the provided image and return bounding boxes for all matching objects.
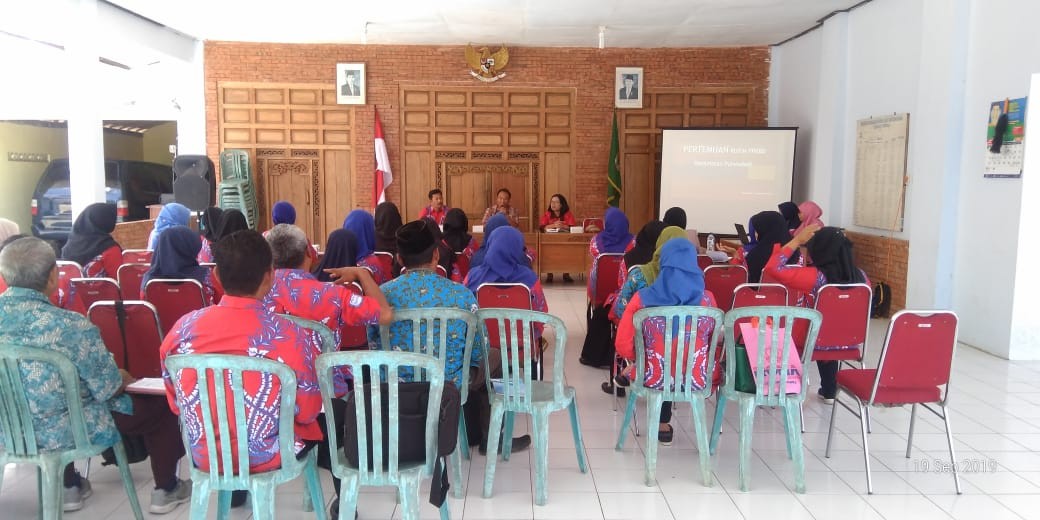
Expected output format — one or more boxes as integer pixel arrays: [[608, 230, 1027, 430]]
[[143, 225, 222, 305], [443, 208, 477, 282], [464, 226, 548, 338], [471, 213, 510, 269], [0, 218, 18, 243], [663, 207, 687, 229], [215, 209, 250, 240], [374, 202, 403, 254], [765, 225, 868, 402], [271, 201, 296, 225], [778, 201, 802, 231], [197, 207, 223, 263], [147, 202, 191, 250], [342, 209, 390, 284], [312, 229, 359, 282], [62, 202, 122, 278], [423, 216, 455, 278], [719, 211, 800, 284], [614, 220, 668, 296], [792, 200, 824, 237], [615, 238, 718, 445], [587, 207, 635, 298]]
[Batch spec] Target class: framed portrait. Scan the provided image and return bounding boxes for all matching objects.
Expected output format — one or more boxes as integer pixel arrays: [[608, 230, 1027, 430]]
[[615, 66, 643, 109], [336, 63, 366, 105]]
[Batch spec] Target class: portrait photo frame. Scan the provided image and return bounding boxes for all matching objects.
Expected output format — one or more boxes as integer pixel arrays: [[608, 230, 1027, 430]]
[[615, 66, 644, 109], [336, 63, 366, 105]]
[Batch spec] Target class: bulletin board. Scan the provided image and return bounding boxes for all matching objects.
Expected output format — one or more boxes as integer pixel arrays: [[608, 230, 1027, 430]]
[[853, 113, 909, 231]]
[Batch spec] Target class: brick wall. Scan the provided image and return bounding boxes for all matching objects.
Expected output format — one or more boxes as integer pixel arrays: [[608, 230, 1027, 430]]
[[845, 231, 908, 316], [204, 43, 770, 218]]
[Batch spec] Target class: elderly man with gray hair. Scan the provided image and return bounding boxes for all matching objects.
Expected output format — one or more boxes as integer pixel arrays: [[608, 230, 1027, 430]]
[[0, 237, 190, 515]]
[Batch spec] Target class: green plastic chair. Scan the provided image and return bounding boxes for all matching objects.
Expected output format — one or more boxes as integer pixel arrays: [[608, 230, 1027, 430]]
[[279, 314, 338, 353], [316, 351, 449, 520], [476, 308, 588, 506], [376, 307, 480, 499], [164, 354, 326, 520], [614, 305, 725, 487], [707, 306, 821, 492], [0, 344, 144, 520]]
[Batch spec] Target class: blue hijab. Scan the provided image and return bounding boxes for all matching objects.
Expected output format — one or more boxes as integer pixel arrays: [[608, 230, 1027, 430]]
[[148, 202, 191, 249], [342, 209, 375, 260], [272, 201, 296, 225], [313, 229, 358, 282], [594, 207, 633, 253], [471, 213, 510, 268], [465, 226, 538, 292], [638, 239, 705, 307], [143, 225, 208, 287]]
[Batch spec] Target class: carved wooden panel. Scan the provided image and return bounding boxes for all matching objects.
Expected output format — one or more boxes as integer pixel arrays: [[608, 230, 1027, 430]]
[[265, 158, 316, 240], [442, 162, 533, 231]]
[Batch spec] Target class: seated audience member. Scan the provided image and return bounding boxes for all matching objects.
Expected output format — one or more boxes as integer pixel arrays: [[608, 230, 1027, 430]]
[[62, 203, 122, 278], [482, 188, 520, 228], [1, 237, 189, 514], [342, 209, 391, 284], [587, 207, 636, 286], [142, 226, 223, 305], [422, 216, 456, 277], [778, 201, 802, 231], [215, 208, 250, 240], [472, 213, 535, 269], [717, 211, 799, 284], [375, 202, 404, 277], [0, 218, 18, 243], [612, 226, 688, 325], [579, 207, 635, 368], [313, 229, 359, 282], [418, 188, 449, 225], [1, 233, 81, 311], [266, 201, 318, 263], [197, 207, 223, 263], [663, 206, 686, 229], [793, 200, 824, 237], [147, 203, 191, 250], [612, 220, 668, 303], [540, 194, 577, 283], [765, 225, 868, 403], [366, 219, 531, 455], [464, 226, 548, 316], [614, 238, 717, 445], [159, 230, 324, 508], [443, 208, 478, 282]]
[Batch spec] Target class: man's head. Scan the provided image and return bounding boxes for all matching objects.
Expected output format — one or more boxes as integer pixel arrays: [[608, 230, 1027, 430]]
[[623, 75, 635, 89], [428, 188, 444, 210], [496, 188, 511, 208], [266, 224, 310, 270], [345, 72, 357, 86], [396, 219, 440, 269], [212, 230, 274, 298], [0, 237, 57, 294]]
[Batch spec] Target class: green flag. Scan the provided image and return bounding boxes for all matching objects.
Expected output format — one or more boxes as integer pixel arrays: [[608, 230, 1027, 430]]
[[607, 111, 621, 207]]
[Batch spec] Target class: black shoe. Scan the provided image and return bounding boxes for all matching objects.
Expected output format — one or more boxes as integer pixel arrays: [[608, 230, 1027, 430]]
[[479, 435, 532, 456], [579, 357, 612, 369], [658, 424, 674, 445], [546, 273, 554, 283], [230, 490, 248, 508], [601, 381, 625, 397], [562, 273, 574, 283]]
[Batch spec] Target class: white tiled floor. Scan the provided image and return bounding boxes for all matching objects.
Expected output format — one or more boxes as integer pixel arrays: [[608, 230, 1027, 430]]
[[3, 284, 1039, 519]]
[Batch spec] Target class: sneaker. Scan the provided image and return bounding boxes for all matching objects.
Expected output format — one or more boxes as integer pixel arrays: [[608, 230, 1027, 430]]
[[150, 479, 192, 514], [600, 381, 625, 397], [63, 478, 93, 512], [817, 388, 836, 405]]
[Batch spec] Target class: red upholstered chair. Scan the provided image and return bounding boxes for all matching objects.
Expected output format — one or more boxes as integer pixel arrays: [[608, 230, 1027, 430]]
[[825, 310, 961, 495], [703, 265, 748, 312], [117, 263, 150, 301], [476, 283, 541, 378], [88, 300, 164, 378], [696, 255, 714, 271], [732, 283, 789, 309], [143, 278, 207, 335], [589, 253, 624, 307], [582, 218, 603, 233], [56, 260, 83, 280], [339, 282, 369, 351], [811, 283, 873, 365], [454, 251, 471, 281], [70, 277, 121, 312], [121, 249, 153, 264]]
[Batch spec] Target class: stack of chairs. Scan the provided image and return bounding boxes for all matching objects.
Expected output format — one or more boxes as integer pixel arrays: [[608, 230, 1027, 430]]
[[218, 150, 259, 229]]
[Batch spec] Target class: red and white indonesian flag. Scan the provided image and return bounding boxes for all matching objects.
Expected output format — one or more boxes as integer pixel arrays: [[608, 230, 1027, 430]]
[[373, 109, 393, 206]]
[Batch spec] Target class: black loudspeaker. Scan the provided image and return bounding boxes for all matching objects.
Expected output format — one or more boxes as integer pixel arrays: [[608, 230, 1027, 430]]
[[173, 155, 216, 211]]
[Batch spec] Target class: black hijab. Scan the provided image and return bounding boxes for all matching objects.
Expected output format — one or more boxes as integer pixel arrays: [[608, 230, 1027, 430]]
[[807, 227, 865, 284], [442, 208, 472, 252], [745, 211, 798, 283], [313, 229, 359, 282], [624, 220, 667, 268], [215, 209, 249, 240], [663, 207, 687, 229], [424, 217, 455, 276], [778, 202, 801, 231], [200, 207, 223, 242], [374, 202, 403, 253], [61, 203, 119, 266]]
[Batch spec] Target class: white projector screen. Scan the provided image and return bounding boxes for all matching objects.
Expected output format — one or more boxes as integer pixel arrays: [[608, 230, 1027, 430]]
[[659, 128, 797, 235]]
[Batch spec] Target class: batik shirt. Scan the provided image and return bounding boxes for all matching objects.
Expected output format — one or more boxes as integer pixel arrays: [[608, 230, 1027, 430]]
[[197, 237, 213, 263], [159, 295, 323, 473], [0, 287, 131, 451], [358, 254, 391, 285], [612, 267, 650, 322], [369, 269, 483, 388]]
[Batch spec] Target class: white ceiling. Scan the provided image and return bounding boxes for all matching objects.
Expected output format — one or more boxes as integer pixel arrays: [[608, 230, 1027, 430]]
[[107, 0, 865, 47]]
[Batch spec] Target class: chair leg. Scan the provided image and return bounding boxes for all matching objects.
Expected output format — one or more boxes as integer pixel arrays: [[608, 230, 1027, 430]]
[[215, 488, 231, 519], [532, 410, 551, 506], [644, 394, 663, 487], [111, 441, 144, 519], [502, 411, 516, 461], [451, 444, 465, 499], [399, 473, 422, 520], [799, 402, 805, 433], [690, 399, 713, 487], [709, 393, 728, 456], [825, 396, 840, 458], [39, 459, 63, 520], [906, 403, 918, 458], [783, 402, 806, 493], [781, 407, 793, 460], [941, 405, 962, 494], [737, 397, 756, 492], [439, 497, 452, 520], [250, 482, 277, 520], [303, 452, 327, 520], [855, 400, 873, 494], [483, 403, 506, 498], [865, 406, 872, 434], [567, 399, 588, 473], [339, 476, 360, 520], [459, 414, 471, 461], [615, 391, 637, 450]]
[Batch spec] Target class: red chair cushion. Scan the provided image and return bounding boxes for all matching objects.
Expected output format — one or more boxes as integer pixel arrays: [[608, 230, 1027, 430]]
[[837, 369, 941, 405]]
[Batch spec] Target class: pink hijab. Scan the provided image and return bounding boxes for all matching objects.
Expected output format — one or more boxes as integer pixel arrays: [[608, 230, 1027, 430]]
[[793, 201, 823, 235]]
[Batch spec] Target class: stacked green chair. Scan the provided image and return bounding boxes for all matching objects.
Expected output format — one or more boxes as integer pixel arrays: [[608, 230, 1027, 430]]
[[615, 305, 725, 487], [0, 344, 144, 519], [218, 150, 259, 229]]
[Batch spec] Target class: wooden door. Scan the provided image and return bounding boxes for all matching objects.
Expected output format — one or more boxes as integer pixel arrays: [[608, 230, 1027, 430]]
[[264, 157, 315, 240], [445, 166, 488, 226], [322, 149, 353, 241]]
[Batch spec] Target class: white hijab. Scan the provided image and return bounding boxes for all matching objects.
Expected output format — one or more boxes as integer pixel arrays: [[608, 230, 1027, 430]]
[[0, 218, 19, 243]]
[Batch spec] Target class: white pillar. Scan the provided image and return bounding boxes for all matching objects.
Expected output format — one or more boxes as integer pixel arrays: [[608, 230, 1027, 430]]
[[66, 0, 106, 218], [1008, 72, 1040, 359], [809, 13, 849, 218], [175, 39, 208, 156]]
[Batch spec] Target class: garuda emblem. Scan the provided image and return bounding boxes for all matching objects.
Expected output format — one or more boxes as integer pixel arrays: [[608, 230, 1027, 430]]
[[465, 44, 509, 82]]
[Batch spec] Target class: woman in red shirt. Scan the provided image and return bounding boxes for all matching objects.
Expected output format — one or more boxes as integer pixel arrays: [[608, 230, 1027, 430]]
[[539, 194, 577, 283]]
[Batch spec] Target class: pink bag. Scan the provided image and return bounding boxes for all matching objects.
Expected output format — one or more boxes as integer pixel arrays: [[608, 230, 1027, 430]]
[[739, 320, 802, 395]]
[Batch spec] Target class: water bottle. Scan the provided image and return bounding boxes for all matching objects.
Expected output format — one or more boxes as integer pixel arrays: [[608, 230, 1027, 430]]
[[706, 234, 716, 252]]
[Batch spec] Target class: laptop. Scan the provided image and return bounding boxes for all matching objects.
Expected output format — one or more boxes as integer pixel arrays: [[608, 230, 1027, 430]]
[[734, 223, 751, 245]]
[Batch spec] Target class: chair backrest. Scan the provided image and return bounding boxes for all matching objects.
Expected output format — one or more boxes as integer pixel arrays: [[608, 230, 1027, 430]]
[[814, 283, 872, 352], [70, 277, 121, 311], [316, 351, 445, 481], [143, 278, 207, 335], [582, 218, 603, 232], [164, 354, 304, 487], [435, 265, 448, 278], [631, 306, 724, 401], [721, 306, 822, 406], [731, 283, 789, 309], [703, 265, 748, 312], [871, 310, 958, 404], [339, 282, 369, 350], [121, 249, 153, 264], [476, 283, 533, 351], [372, 252, 395, 278], [56, 260, 84, 281], [88, 300, 164, 378], [591, 253, 624, 306], [0, 344, 95, 457], [696, 255, 714, 270], [117, 263, 150, 301], [377, 308, 479, 403], [476, 309, 568, 406], [454, 251, 471, 281], [279, 314, 337, 353]]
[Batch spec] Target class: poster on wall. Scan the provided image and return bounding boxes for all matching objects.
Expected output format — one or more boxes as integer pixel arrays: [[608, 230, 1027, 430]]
[[336, 63, 366, 105], [984, 97, 1027, 178]]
